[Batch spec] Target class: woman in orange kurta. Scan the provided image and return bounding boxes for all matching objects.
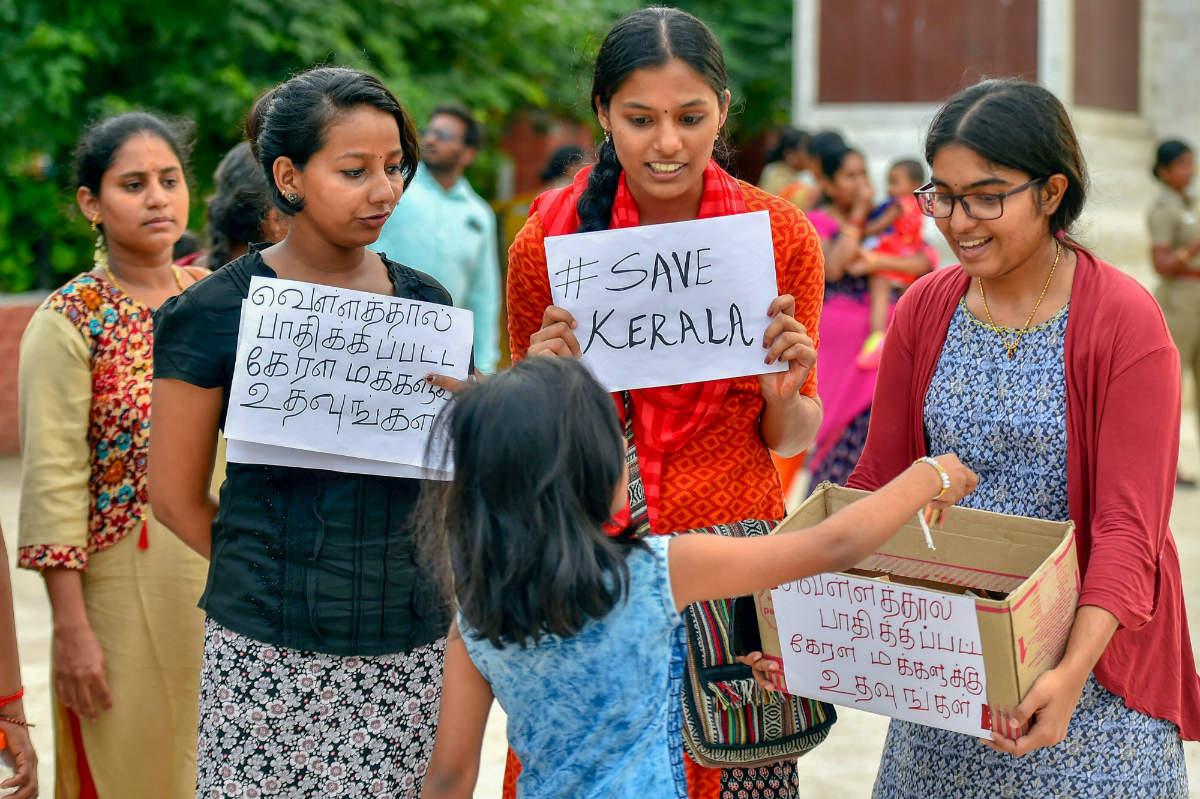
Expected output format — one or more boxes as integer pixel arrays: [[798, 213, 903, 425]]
[[503, 10, 824, 796], [509, 179, 824, 531]]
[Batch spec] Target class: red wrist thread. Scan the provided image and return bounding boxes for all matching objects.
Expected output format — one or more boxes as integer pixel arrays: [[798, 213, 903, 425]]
[[0, 687, 24, 709]]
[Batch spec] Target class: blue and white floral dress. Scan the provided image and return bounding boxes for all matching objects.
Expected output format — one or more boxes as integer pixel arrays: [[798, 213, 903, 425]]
[[462, 535, 689, 799], [872, 299, 1188, 798]]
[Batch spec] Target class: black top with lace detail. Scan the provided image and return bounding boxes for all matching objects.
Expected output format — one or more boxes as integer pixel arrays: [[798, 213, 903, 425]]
[[154, 249, 453, 655]]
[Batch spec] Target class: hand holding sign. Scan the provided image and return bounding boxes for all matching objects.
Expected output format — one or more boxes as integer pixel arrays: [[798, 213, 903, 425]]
[[528, 305, 582, 358], [224, 276, 473, 478], [758, 293, 817, 403], [542, 212, 787, 391]]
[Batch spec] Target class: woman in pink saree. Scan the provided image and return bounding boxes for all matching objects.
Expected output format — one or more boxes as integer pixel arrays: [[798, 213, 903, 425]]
[[807, 145, 934, 485]]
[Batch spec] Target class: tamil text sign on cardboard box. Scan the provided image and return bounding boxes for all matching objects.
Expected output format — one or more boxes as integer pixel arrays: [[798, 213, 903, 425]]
[[756, 484, 1079, 739]]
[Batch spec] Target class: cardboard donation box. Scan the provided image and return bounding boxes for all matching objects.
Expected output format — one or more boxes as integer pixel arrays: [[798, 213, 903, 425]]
[[756, 484, 1079, 739]]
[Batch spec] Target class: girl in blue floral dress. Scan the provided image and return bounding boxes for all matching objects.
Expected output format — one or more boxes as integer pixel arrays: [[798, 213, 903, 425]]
[[419, 356, 977, 799]]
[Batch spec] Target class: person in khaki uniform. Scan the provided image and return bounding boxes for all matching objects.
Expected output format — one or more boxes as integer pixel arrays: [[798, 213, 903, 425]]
[[1148, 139, 1200, 486]]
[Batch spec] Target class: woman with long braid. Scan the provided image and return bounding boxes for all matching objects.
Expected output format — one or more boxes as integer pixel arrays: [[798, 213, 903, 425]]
[[503, 9, 825, 797]]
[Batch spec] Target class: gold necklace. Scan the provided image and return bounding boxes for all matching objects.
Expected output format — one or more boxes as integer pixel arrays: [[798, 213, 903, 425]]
[[104, 263, 186, 294], [978, 240, 1061, 359]]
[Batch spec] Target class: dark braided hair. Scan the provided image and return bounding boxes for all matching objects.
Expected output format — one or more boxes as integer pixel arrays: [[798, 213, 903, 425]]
[[576, 7, 730, 233]]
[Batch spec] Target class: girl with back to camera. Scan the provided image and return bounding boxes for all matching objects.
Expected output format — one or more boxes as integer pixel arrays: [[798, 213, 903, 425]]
[[849, 78, 1200, 797], [17, 111, 208, 799], [420, 356, 977, 799], [505, 10, 825, 792], [149, 67, 458, 796]]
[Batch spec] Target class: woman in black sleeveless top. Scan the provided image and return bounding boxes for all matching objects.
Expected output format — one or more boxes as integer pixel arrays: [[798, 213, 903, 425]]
[[150, 67, 455, 797]]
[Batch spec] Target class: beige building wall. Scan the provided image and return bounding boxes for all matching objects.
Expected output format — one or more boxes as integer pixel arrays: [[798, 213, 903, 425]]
[[791, 0, 1198, 270]]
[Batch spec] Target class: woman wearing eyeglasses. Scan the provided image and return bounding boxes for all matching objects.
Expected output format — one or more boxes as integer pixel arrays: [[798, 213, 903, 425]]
[[848, 79, 1200, 797], [804, 146, 932, 487]]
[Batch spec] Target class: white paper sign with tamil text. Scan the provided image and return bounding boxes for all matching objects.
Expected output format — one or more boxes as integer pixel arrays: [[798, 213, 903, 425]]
[[543, 211, 785, 391], [224, 438, 451, 481], [770, 573, 991, 738], [224, 276, 472, 476]]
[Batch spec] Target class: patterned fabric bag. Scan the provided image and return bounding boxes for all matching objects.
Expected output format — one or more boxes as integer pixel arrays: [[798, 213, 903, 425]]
[[619, 393, 837, 767]]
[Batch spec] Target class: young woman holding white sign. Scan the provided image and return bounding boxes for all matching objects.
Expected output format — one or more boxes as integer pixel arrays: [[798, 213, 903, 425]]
[[504, 8, 824, 797], [17, 111, 209, 798], [849, 79, 1200, 797], [149, 68, 458, 796]]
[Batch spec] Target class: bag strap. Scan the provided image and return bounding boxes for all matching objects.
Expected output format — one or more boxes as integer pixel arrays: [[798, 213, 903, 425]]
[[622, 391, 652, 538]]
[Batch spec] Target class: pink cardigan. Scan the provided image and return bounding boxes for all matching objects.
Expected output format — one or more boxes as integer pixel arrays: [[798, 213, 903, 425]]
[[847, 246, 1200, 739]]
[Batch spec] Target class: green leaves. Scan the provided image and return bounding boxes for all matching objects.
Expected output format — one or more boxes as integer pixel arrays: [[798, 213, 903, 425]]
[[0, 0, 790, 291]]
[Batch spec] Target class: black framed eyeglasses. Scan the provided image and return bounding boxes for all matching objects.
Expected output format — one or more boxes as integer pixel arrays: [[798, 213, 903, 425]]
[[913, 177, 1047, 220]]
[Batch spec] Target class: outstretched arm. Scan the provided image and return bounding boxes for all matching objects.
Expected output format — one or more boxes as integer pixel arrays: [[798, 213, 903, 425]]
[[669, 455, 976, 610]]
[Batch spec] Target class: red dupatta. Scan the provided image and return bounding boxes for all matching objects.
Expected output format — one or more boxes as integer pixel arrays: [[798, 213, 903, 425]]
[[534, 161, 749, 532]]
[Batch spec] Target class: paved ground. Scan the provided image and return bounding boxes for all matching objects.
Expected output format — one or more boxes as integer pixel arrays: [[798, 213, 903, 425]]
[[5, 260, 1200, 796]]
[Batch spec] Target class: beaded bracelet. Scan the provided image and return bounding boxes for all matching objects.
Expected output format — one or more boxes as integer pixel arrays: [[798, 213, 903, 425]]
[[0, 715, 32, 728], [0, 687, 23, 710], [915, 456, 950, 500]]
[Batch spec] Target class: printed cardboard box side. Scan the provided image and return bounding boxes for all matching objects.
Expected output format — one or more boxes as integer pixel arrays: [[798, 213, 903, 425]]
[[754, 484, 1079, 737]]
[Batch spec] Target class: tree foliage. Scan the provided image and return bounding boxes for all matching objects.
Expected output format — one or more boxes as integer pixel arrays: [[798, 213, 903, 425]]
[[674, 0, 794, 139], [0, 0, 791, 292]]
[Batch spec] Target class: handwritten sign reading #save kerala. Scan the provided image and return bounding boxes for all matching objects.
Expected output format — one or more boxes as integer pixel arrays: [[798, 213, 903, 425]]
[[543, 211, 786, 392], [223, 276, 473, 477], [770, 573, 992, 739]]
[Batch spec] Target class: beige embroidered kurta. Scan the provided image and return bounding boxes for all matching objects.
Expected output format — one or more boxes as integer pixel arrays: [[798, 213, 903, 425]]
[[18, 277, 209, 799]]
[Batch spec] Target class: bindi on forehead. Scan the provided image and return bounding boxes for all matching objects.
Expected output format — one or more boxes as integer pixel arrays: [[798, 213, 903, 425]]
[[336, 149, 404, 161], [621, 98, 710, 113]]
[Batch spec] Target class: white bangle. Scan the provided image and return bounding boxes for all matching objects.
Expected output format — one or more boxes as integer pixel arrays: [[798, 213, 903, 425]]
[[915, 456, 950, 500]]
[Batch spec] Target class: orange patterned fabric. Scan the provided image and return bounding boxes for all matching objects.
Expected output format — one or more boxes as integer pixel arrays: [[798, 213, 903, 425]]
[[685, 754, 722, 798], [507, 181, 825, 533], [501, 726, 722, 797], [503, 182, 823, 797]]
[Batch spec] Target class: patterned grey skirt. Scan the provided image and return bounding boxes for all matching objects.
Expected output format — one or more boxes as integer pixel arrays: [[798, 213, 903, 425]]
[[195, 618, 445, 799], [872, 674, 1187, 798]]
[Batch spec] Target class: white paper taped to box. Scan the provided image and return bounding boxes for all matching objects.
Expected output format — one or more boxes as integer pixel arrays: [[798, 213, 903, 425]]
[[770, 572, 992, 739]]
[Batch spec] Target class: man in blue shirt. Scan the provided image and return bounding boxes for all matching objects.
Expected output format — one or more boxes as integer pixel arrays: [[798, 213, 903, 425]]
[[371, 104, 501, 372]]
